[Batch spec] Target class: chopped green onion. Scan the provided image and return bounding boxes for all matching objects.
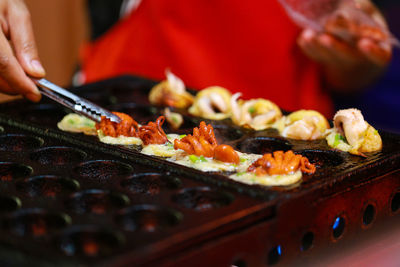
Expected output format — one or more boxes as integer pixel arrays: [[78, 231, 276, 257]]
[[248, 106, 256, 114], [166, 143, 174, 150], [199, 155, 207, 162], [172, 116, 179, 123], [236, 172, 246, 176], [189, 155, 199, 163], [333, 133, 346, 147], [374, 130, 378, 135], [68, 119, 75, 124], [240, 158, 246, 163], [83, 121, 95, 127], [179, 134, 187, 139]]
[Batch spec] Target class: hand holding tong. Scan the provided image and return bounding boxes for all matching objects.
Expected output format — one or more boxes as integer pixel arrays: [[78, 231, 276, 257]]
[[33, 78, 121, 123]]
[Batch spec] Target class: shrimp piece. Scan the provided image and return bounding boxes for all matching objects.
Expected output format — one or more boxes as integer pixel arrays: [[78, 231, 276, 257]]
[[149, 70, 194, 108], [281, 110, 330, 140], [230, 93, 242, 124], [327, 108, 382, 155], [333, 109, 368, 148], [230, 97, 282, 130], [189, 87, 232, 120]]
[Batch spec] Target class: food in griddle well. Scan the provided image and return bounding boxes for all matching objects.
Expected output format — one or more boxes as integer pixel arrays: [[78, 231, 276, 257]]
[[326, 108, 382, 156], [57, 111, 316, 186], [58, 113, 97, 135], [57, 76, 383, 186], [280, 110, 330, 140], [188, 86, 232, 120], [230, 93, 283, 131], [149, 69, 194, 108], [229, 150, 316, 186], [164, 107, 183, 130]]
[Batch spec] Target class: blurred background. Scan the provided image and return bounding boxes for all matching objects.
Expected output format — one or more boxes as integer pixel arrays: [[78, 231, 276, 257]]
[[1, 0, 399, 132], [25, 0, 89, 86]]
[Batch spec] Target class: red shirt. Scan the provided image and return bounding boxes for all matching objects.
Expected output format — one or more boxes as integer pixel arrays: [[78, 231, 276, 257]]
[[81, 0, 333, 117]]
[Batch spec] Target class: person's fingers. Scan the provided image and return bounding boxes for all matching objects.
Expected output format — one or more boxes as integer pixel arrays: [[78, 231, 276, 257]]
[[8, 0, 45, 78], [298, 29, 332, 63], [0, 31, 41, 102], [316, 34, 363, 66], [0, 77, 16, 95], [298, 30, 353, 67], [358, 38, 392, 67]]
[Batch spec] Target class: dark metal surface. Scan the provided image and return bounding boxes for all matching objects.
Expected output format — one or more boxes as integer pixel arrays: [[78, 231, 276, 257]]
[[0, 75, 399, 266]]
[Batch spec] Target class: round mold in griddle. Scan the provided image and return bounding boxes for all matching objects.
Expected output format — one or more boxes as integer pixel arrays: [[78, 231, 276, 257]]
[[297, 150, 344, 169], [16, 175, 80, 198], [172, 187, 234, 211], [115, 204, 183, 232], [58, 225, 125, 257], [107, 103, 158, 124], [212, 124, 244, 143], [30, 146, 87, 166], [0, 134, 44, 151], [0, 195, 21, 213], [4, 208, 71, 237], [121, 173, 182, 195], [65, 189, 130, 215], [75, 160, 133, 183], [20, 104, 67, 125], [237, 137, 292, 154], [0, 162, 32, 181]]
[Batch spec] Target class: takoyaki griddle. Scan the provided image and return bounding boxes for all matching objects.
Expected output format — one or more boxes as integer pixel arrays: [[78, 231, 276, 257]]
[[0, 75, 399, 266]]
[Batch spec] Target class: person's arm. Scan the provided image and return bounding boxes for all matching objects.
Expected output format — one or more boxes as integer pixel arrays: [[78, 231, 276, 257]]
[[0, 0, 45, 101], [297, 0, 392, 93]]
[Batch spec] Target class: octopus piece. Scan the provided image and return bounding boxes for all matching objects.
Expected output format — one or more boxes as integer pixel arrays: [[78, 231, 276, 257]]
[[188, 86, 232, 120], [281, 110, 330, 140], [174, 121, 239, 163], [327, 108, 382, 155], [149, 70, 194, 108], [174, 121, 217, 157], [248, 150, 316, 176], [230, 94, 282, 130], [95, 112, 139, 138], [138, 116, 169, 145]]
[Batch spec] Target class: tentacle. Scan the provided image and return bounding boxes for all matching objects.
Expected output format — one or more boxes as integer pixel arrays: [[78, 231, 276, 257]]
[[138, 116, 168, 145], [96, 112, 139, 138]]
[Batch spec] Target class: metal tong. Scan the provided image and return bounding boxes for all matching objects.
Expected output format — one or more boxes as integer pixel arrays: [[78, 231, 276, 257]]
[[33, 78, 121, 123]]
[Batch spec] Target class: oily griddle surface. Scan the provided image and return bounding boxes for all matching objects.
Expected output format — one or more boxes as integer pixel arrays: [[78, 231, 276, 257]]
[[0, 121, 272, 266], [0, 75, 399, 265]]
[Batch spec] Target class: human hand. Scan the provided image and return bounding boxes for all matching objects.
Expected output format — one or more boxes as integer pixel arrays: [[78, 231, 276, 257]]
[[298, 29, 392, 91], [297, 0, 392, 92], [0, 0, 45, 102]]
